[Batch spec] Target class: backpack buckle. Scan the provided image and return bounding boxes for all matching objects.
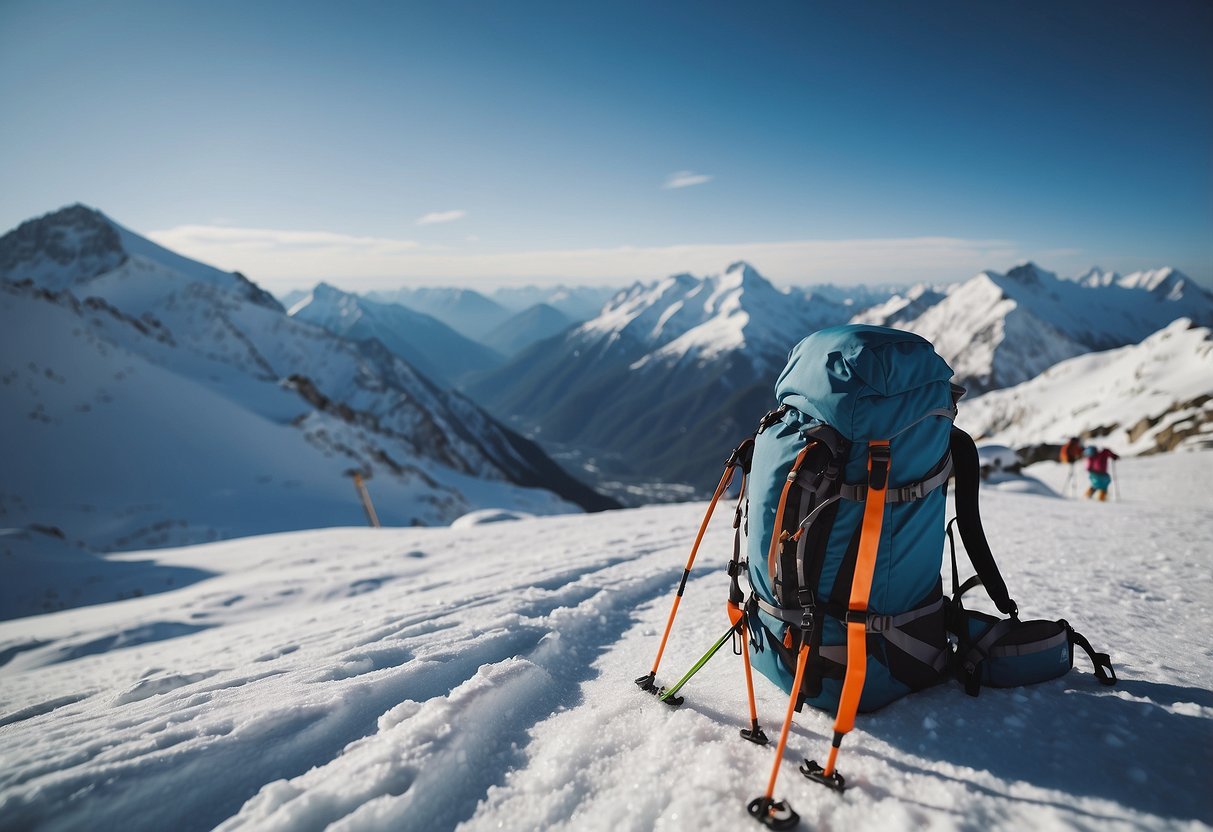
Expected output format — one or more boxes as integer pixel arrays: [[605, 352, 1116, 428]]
[[868, 445, 891, 490], [866, 614, 893, 633]]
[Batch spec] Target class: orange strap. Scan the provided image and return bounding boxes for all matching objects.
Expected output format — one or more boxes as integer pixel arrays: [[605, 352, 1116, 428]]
[[766, 442, 816, 581], [823, 440, 890, 775]]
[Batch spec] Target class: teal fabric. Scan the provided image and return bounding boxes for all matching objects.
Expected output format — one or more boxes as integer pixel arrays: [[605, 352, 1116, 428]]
[[1089, 472, 1111, 491], [746, 325, 955, 713]]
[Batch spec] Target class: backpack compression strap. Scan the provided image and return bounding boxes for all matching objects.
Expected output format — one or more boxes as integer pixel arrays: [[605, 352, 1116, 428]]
[[949, 427, 1018, 617], [748, 441, 891, 823], [820, 440, 888, 781]]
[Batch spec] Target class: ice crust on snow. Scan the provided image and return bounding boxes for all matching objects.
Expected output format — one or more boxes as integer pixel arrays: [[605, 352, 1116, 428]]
[[0, 452, 1210, 831]]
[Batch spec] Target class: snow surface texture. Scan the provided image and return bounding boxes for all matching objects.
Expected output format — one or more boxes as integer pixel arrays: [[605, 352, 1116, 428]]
[[958, 319, 1213, 455], [1, 452, 1210, 831]]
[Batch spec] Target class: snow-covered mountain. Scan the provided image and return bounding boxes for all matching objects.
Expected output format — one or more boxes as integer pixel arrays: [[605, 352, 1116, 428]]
[[365, 286, 512, 341], [1, 451, 1209, 829], [0, 206, 615, 558], [470, 262, 858, 489], [288, 283, 504, 387], [792, 281, 900, 311], [858, 262, 1213, 392], [482, 302, 574, 357], [849, 283, 947, 328], [957, 318, 1213, 455], [0, 203, 281, 311], [1075, 266, 1206, 301], [487, 284, 619, 321]]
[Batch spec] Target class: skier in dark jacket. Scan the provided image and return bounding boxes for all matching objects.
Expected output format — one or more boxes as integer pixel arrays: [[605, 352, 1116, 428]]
[[1083, 446, 1119, 501]]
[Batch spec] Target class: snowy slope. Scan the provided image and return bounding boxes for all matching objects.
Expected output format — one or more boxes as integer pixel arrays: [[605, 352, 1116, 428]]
[[858, 262, 1213, 393], [288, 283, 504, 386], [0, 452, 1209, 831], [0, 207, 615, 566], [957, 318, 1213, 454], [849, 283, 946, 328]]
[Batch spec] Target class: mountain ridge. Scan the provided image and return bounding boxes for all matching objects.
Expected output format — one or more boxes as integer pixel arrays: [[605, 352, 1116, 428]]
[[0, 206, 617, 555]]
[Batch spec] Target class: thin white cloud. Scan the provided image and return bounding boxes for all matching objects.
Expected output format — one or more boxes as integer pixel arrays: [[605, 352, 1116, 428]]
[[662, 171, 713, 190], [146, 222, 1022, 294], [147, 225, 420, 274], [416, 209, 468, 225]]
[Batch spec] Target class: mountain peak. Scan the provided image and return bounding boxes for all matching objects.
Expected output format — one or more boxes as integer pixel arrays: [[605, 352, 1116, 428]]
[[721, 261, 774, 291], [312, 281, 347, 299], [1004, 262, 1056, 286], [0, 203, 127, 287]]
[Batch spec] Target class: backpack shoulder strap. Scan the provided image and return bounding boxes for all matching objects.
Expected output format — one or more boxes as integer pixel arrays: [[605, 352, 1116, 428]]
[[949, 427, 1018, 617]]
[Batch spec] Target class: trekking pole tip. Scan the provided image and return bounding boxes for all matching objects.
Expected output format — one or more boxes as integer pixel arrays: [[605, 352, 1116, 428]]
[[799, 759, 847, 791], [656, 686, 684, 707], [740, 725, 769, 745], [746, 796, 800, 830]]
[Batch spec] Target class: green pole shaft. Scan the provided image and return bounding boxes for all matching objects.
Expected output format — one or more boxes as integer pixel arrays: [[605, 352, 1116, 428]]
[[659, 621, 743, 702]]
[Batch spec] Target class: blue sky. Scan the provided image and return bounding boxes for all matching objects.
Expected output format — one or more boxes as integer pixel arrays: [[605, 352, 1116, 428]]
[[1, 0, 1210, 292]]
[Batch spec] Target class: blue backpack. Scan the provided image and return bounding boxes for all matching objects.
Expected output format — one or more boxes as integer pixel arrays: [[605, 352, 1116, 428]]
[[636, 325, 1115, 830]]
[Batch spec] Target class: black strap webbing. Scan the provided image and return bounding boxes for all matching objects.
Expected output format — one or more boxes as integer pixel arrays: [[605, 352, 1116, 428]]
[[949, 427, 1018, 616], [1068, 624, 1118, 686]]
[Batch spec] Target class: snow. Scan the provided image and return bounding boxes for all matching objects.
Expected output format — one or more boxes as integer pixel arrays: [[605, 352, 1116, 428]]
[[2, 453, 1210, 831], [0, 281, 576, 562], [958, 319, 1213, 454], [574, 262, 850, 373], [1, 211, 601, 562], [450, 509, 535, 527], [859, 263, 1213, 393]]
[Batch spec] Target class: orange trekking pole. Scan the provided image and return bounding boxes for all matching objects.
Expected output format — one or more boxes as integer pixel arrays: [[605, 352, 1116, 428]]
[[746, 643, 811, 829], [635, 440, 752, 696]]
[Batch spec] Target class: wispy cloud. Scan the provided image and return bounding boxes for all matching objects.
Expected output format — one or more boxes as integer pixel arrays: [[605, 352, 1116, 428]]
[[147, 222, 1022, 293], [147, 225, 421, 279], [150, 224, 421, 252], [662, 171, 713, 190], [416, 209, 468, 225]]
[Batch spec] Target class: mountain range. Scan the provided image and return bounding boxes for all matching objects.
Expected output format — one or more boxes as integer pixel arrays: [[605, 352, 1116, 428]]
[[467, 262, 863, 489], [859, 262, 1213, 392], [6, 203, 1210, 523], [469, 261, 1213, 491], [0, 205, 616, 559], [288, 283, 504, 386]]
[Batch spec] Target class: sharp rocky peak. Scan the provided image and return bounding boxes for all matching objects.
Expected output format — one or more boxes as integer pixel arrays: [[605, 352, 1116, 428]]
[[1003, 262, 1056, 287], [0, 203, 127, 284]]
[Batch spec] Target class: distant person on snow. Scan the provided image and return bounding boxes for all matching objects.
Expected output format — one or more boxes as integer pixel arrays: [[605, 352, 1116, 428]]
[[1083, 446, 1120, 501], [1060, 437, 1084, 464]]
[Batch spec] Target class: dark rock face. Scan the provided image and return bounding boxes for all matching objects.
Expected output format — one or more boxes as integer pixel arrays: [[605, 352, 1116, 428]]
[[0, 204, 127, 286]]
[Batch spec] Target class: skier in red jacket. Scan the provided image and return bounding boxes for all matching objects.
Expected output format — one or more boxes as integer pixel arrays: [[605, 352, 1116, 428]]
[[1083, 446, 1120, 501]]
